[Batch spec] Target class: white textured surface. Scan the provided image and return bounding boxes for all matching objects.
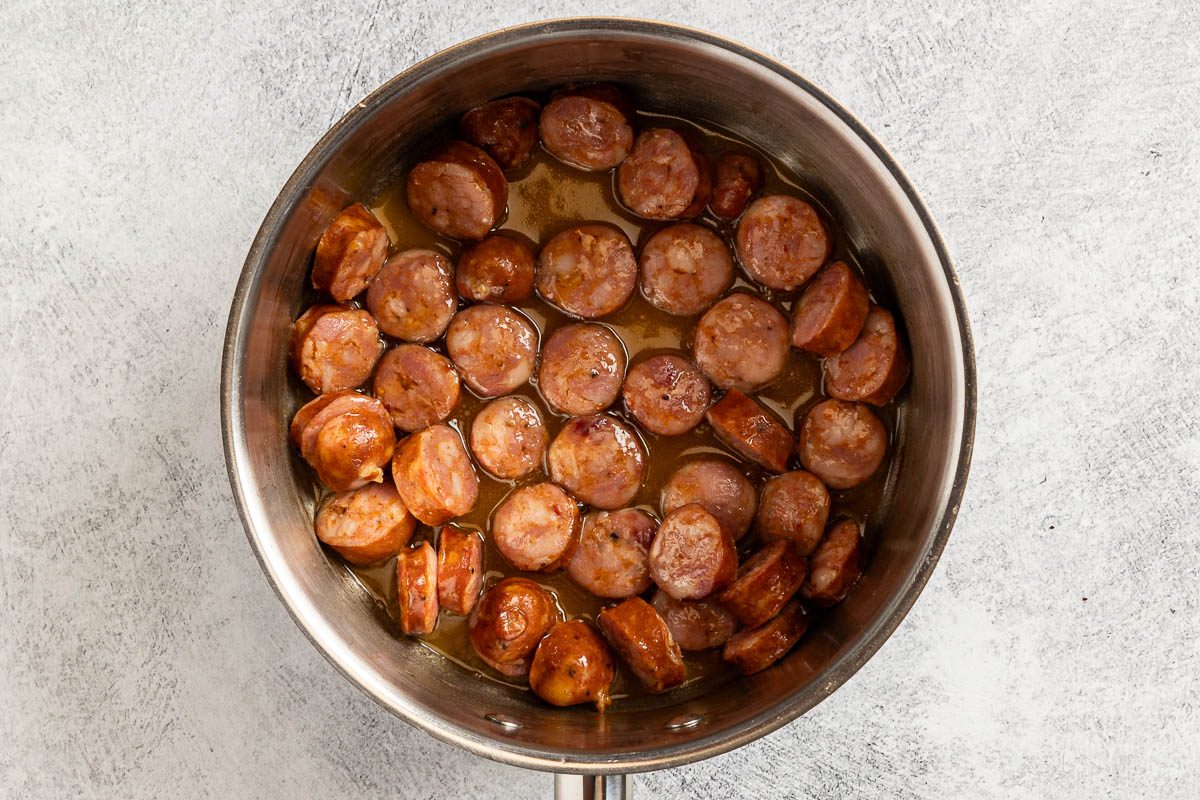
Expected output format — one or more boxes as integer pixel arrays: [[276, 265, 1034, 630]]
[[2, 2, 1198, 797]]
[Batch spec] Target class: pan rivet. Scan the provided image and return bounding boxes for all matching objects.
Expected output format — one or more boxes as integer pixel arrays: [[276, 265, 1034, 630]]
[[665, 713, 703, 731], [485, 713, 524, 731]]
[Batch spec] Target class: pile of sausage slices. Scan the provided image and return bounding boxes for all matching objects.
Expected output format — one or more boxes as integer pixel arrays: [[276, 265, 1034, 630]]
[[286, 85, 910, 710]]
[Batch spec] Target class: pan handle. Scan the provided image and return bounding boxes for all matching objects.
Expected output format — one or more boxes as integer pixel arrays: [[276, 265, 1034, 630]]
[[553, 774, 631, 799]]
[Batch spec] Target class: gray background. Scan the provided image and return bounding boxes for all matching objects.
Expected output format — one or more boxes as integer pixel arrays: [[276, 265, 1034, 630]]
[[2, 1, 1197, 797]]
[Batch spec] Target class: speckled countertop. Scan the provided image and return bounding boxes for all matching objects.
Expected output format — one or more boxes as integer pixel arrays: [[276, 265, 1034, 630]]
[[2, 2, 1198, 798]]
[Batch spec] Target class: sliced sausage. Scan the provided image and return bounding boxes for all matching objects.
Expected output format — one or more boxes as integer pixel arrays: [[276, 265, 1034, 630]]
[[538, 323, 627, 416], [722, 600, 809, 675], [445, 305, 537, 397], [736, 194, 830, 290], [755, 470, 830, 555], [290, 305, 382, 394], [566, 509, 657, 599], [547, 415, 647, 510], [824, 305, 911, 406], [693, 293, 789, 392], [709, 153, 764, 220], [293, 393, 395, 492], [529, 620, 616, 710], [455, 233, 535, 303], [468, 577, 560, 678], [315, 482, 416, 566], [391, 424, 479, 525], [801, 519, 865, 606], [536, 223, 637, 319], [797, 399, 886, 489], [312, 203, 389, 302], [717, 542, 807, 628], [651, 590, 739, 652], [459, 96, 542, 172], [468, 396, 547, 479], [638, 222, 733, 316], [705, 389, 793, 473], [661, 457, 757, 541], [406, 140, 507, 240], [790, 261, 869, 356], [372, 344, 461, 432], [437, 526, 484, 616], [396, 542, 439, 635], [622, 354, 711, 437], [492, 482, 580, 572], [596, 597, 686, 693], [616, 128, 712, 220], [538, 83, 635, 171], [365, 249, 456, 343], [648, 504, 737, 601], [292, 391, 386, 460]]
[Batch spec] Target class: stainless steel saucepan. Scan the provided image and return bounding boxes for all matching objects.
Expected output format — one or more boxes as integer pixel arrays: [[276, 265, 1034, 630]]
[[221, 17, 975, 798]]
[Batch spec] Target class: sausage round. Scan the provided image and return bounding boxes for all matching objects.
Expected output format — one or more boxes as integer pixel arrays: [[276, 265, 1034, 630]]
[[459, 96, 542, 172], [391, 424, 480, 525], [693, 293, 789, 392], [709, 153, 764, 220], [824, 305, 911, 406], [290, 305, 382, 394], [437, 526, 484, 616], [455, 233, 536, 303], [801, 519, 865, 606], [797, 399, 886, 489], [705, 389, 793, 473], [315, 482, 416, 566], [622, 354, 711, 436], [312, 203, 389, 301], [293, 393, 395, 491], [293, 391, 386, 459], [547, 415, 647, 510], [755, 470, 830, 555], [365, 249, 456, 342], [638, 222, 734, 316], [538, 83, 635, 171], [406, 140, 508, 240], [396, 541, 439, 635], [492, 482, 580, 572], [538, 323, 627, 416], [722, 600, 809, 675], [445, 305, 537, 397], [468, 396, 547, 479], [661, 457, 757, 541], [536, 223, 637, 319], [651, 590, 739, 652], [529, 620, 616, 710], [596, 597, 686, 693], [648, 504, 737, 601], [717, 542, 807, 628], [736, 194, 830, 290], [372, 344, 461, 432], [790, 261, 869, 356], [468, 577, 559, 677], [616, 128, 712, 220], [566, 508, 657, 599]]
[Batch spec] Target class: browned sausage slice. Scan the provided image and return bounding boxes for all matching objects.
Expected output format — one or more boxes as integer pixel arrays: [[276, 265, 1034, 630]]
[[290, 305, 382, 394], [406, 141, 508, 240], [705, 389, 793, 473], [536, 223, 637, 319], [797, 399, 886, 489], [661, 457, 757, 541], [468, 577, 560, 677], [459, 96, 542, 172], [722, 600, 809, 675], [824, 305, 910, 406], [445, 305, 537, 397], [596, 597, 686, 693], [396, 542, 439, 635], [455, 233, 536, 303], [617, 128, 712, 220], [529, 620, 616, 710], [391, 424, 479, 525], [736, 195, 830, 290], [437, 525, 484, 615], [293, 393, 395, 492], [538, 323, 627, 416], [365, 249, 456, 343], [468, 396, 547, 479], [547, 415, 647, 510], [709, 153, 764, 220], [539, 84, 635, 171], [651, 590, 739, 652], [648, 504, 737, 601], [790, 261, 869, 356], [372, 344, 461, 432], [315, 482, 416, 566], [755, 470, 830, 555], [492, 482, 580, 572], [566, 509, 658, 599], [312, 203, 389, 302], [693, 293, 789, 392], [800, 519, 865, 606], [638, 222, 734, 316], [293, 391, 386, 460], [622, 354, 711, 436], [717, 542, 807, 628]]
